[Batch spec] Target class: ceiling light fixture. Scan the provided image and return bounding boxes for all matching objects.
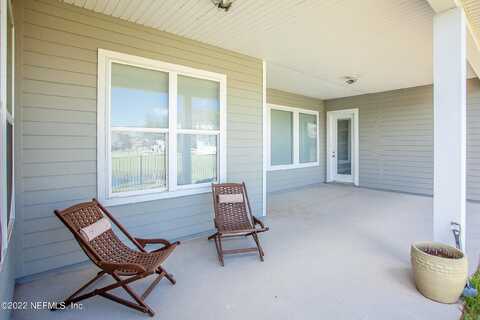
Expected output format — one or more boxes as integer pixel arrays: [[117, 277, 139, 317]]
[[212, 0, 234, 12]]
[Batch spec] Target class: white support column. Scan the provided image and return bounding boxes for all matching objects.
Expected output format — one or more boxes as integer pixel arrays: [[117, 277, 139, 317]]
[[262, 60, 267, 217], [433, 7, 467, 249]]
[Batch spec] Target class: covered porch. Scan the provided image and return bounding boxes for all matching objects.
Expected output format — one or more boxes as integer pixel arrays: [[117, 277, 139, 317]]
[[12, 184, 480, 320], [2, 0, 480, 319]]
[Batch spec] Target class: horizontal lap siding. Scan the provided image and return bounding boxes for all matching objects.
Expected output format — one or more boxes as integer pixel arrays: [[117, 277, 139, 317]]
[[18, 0, 263, 276], [467, 80, 480, 200], [325, 79, 480, 199], [266, 89, 325, 193]]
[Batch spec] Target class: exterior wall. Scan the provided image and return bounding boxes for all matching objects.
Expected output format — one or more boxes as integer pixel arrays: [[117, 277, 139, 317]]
[[0, 238, 15, 320], [0, 0, 20, 314], [17, 0, 263, 277], [266, 89, 325, 193], [467, 79, 480, 200], [325, 78, 480, 199]]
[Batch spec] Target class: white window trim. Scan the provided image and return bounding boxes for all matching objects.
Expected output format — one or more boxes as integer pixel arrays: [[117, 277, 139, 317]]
[[97, 49, 227, 206], [267, 103, 320, 171], [326, 108, 359, 186], [5, 0, 13, 242], [0, 0, 14, 267]]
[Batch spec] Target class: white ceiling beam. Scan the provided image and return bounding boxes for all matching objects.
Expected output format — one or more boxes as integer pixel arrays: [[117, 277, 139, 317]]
[[426, 0, 460, 12], [427, 0, 480, 77]]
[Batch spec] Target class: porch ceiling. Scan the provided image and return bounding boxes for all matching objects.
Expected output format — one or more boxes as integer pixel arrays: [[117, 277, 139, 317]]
[[62, 0, 475, 99], [463, 0, 480, 41]]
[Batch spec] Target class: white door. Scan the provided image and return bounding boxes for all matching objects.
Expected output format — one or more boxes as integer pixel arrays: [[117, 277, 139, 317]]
[[326, 109, 359, 185]]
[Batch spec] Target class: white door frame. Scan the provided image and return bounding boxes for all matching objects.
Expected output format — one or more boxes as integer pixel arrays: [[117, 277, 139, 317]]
[[326, 109, 359, 186]]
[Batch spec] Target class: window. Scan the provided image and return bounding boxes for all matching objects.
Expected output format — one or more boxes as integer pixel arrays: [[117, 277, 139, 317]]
[[270, 109, 293, 166], [0, 0, 15, 264], [299, 113, 318, 163], [177, 75, 220, 186], [267, 104, 319, 171], [98, 50, 226, 206], [110, 63, 168, 194]]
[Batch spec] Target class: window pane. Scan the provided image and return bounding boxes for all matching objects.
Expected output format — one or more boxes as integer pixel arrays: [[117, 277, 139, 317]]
[[270, 109, 293, 166], [111, 63, 168, 128], [177, 134, 217, 185], [6, 5, 13, 115], [299, 113, 317, 163], [177, 75, 219, 130], [111, 131, 167, 193], [6, 123, 13, 226], [337, 119, 352, 175]]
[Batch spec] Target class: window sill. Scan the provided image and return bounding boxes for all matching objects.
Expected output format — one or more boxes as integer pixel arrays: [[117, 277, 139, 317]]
[[268, 162, 320, 171], [101, 185, 212, 207]]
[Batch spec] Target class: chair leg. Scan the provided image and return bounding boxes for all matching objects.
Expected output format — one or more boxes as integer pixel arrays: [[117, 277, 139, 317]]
[[53, 271, 106, 310], [213, 234, 225, 266], [251, 232, 265, 261], [157, 266, 176, 285], [111, 273, 155, 317], [99, 291, 153, 316], [59, 273, 145, 311], [55, 271, 159, 317], [142, 273, 164, 300], [208, 232, 219, 240]]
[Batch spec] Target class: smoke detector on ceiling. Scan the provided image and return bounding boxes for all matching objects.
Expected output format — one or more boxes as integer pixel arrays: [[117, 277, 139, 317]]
[[344, 76, 358, 85], [212, 0, 234, 11]]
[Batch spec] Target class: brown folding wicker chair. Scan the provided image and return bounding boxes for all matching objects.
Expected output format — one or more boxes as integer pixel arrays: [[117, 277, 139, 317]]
[[208, 182, 269, 266], [53, 199, 179, 317]]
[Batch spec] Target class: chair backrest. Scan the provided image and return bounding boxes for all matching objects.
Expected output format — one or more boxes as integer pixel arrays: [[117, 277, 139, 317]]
[[54, 199, 144, 267], [211, 182, 254, 230]]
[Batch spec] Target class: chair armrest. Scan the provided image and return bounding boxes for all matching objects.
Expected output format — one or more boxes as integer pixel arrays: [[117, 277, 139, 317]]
[[100, 262, 146, 274], [253, 216, 267, 229], [135, 237, 175, 248]]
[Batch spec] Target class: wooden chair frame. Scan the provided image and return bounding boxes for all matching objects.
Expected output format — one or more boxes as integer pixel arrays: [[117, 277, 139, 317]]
[[208, 182, 269, 266], [53, 199, 179, 317]]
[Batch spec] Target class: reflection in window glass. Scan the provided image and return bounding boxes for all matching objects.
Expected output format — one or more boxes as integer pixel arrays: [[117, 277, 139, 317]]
[[4, 0, 15, 240], [111, 63, 168, 128], [177, 75, 219, 130], [6, 123, 12, 226], [177, 134, 217, 185], [6, 4, 13, 115], [299, 113, 317, 163], [111, 131, 167, 193], [270, 109, 293, 166], [337, 119, 352, 175]]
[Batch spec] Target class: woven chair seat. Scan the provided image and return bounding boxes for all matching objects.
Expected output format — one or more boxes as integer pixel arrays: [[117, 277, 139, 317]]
[[91, 231, 174, 274], [60, 202, 174, 275], [214, 185, 254, 232], [217, 219, 253, 233]]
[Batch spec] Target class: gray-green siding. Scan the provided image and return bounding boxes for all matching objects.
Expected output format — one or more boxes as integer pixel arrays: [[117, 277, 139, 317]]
[[0, 241, 15, 320], [467, 80, 480, 200], [1, 1, 20, 311], [325, 79, 480, 199], [17, 0, 263, 277], [266, 89, 325, 193]]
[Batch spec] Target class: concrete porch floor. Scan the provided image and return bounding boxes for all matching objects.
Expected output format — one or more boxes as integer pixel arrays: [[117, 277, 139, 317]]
[[12, 184, 480, 320]]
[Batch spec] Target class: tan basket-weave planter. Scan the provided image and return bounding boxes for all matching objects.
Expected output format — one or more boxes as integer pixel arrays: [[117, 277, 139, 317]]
[[411, 242, 468, 303]]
